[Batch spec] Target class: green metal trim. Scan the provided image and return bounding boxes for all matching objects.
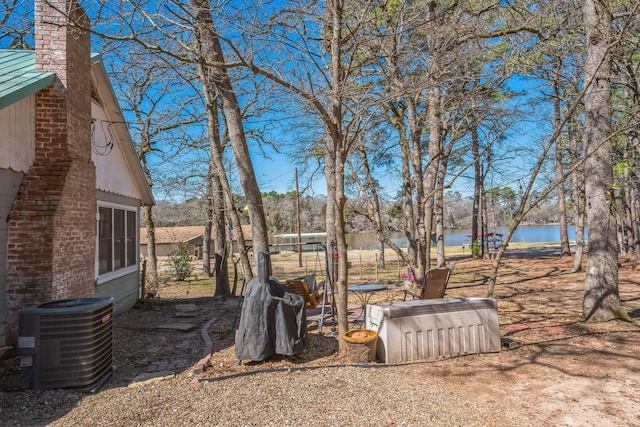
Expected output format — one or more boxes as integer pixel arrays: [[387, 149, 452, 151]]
[[0, 73, 55, 110], [0, 50, 56, 110], [0, 50, 102, 110]]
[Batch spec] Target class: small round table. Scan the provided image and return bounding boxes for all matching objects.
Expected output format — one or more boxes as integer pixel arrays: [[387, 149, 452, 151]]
[[347, 284, 388, 324]]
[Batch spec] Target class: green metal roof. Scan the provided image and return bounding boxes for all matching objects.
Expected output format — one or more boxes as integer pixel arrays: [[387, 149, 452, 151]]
[[0, 50, 55, 110], [0, 50, 102, 110]]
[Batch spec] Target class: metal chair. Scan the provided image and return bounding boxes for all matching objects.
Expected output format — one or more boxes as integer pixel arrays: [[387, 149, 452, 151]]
[[403, 266, 452, 300]]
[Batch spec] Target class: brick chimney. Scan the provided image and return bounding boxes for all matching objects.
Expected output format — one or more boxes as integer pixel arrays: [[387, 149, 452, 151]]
[[5, 0, 96, 345]]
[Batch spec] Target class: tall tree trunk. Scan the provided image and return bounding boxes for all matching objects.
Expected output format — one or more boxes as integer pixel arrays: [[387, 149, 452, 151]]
[[190, 0, 269, 256], [322, 0, 351, 352], [208, 100, 230, 297], [138, 130, 157, 297], [408, 102, 428, 285], [422, 1, 445, 274], [387, 108, 418, 271], [471, 123, 481, 258], [630, 131, 640, 260], [401, 139, 418, 264], [622, 131, 636, 257], [423, 80, 441, 273], [203, 88, 251, 281], [435, 154, 447, 268], [212, 183, 229, 297], [570, 122, 586, 272], [325, 132, 347, 345], [582, 0, 621, 321], [553, 60, 571, 257], [143, 205, 158, 297], [385, 48, 427, 283], [203, 179, 213, 277], [372, 193, 385, 270], [379, 31, 426, 282], [632, 182, 640, 262], [482, 186, 489, 259], [352, 148, 386, 269], [191, 0, 255, 279], [334, 150, 349, 349], [324, 140, 338, 300]]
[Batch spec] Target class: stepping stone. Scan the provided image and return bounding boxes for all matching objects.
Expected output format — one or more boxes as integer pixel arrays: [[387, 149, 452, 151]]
[[156, 322, 197, 332], [175, 303, 199, 312], [175, 312, 199, 318]]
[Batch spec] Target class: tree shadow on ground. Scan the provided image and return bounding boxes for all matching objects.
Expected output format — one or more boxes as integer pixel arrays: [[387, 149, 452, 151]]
[[428, 327, 640, 384]]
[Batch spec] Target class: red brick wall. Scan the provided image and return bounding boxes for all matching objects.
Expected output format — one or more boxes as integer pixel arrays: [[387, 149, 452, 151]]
[[5, 0, 96, 345]]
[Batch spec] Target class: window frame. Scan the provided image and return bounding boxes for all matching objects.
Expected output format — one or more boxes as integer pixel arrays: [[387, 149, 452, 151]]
[[96, 202, 139, 284]]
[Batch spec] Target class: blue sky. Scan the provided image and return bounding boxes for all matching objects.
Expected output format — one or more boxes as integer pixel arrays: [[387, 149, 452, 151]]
[[0, 2, 556, 205]]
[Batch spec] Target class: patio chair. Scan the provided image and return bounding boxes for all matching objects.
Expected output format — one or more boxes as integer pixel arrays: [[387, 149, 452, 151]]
[[284, 278, 319, 309], [403, 266, 452, 301]]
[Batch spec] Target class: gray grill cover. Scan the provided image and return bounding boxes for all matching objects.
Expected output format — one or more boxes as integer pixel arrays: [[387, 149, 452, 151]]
[[235, 253, 307, 362]]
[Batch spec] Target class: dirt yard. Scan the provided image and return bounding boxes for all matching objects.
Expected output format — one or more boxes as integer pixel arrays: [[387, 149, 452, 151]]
[[1, 246, 639, 426]]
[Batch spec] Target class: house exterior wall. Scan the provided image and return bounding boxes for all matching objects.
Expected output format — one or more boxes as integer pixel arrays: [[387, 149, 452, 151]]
[[95, 191, 142, 313], [4, 0, 96, 346], [91, 100, 143, 200], [0, 96, 35, 172], [95, 271, 139, 315], [0, 170, 23, 347]]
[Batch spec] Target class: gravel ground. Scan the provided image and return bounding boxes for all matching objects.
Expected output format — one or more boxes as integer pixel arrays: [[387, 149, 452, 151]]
[[4, 331, 639, 427], [3, 307, 639, 426], [2, 253, 640, 426], [46, 365, 528, 427]]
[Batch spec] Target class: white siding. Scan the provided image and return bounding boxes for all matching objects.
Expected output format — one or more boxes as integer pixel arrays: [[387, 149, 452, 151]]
[[0, 169, 24, 347], [0, 96, 35, 172], [91, 101, 142, 200], [94, 270, 139, 314]]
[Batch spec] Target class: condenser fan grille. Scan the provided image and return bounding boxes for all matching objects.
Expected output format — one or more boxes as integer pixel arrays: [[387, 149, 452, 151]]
[[18, 298, 114, 389]]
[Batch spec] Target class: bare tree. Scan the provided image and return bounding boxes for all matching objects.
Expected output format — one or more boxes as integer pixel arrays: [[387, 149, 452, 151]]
[[470, 118, 482, 257], [190, 0, 268, 260], [215, 0, 380, 347], [582, 0, 622, 321], [203, 98, 231, 297], [0, 0, 32, 48], [552, 59, 572, 257], [569, 119, 587, 272], [107, 50, 203, 297], [613, 6, 640, 260], [86, 1, 270, 278], [348, 143, 387, 268]]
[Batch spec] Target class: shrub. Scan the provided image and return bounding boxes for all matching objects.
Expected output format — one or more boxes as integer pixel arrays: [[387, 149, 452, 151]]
[[472, 239, 480, 257], [171, 242, 194, 281]]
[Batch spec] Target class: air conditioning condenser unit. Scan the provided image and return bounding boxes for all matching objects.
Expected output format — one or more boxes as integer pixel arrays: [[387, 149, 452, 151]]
[[18, 297, 114, 390]]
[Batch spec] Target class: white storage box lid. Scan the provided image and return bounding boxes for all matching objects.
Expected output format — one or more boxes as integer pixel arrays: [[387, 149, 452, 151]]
[[369, 297, 497, 318]]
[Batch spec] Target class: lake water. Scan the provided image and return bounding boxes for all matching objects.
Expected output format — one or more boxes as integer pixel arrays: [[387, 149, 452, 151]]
[[346, 225, 582, 250]]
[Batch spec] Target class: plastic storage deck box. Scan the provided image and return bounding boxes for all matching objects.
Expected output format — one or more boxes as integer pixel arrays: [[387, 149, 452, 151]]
[[365, 297, 500, 363]]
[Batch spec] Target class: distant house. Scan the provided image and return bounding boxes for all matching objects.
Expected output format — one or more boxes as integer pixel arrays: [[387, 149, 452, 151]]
[[140, 226, 205, 258], [0, 0, 154, 348], [140, 225, 253, 258]]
